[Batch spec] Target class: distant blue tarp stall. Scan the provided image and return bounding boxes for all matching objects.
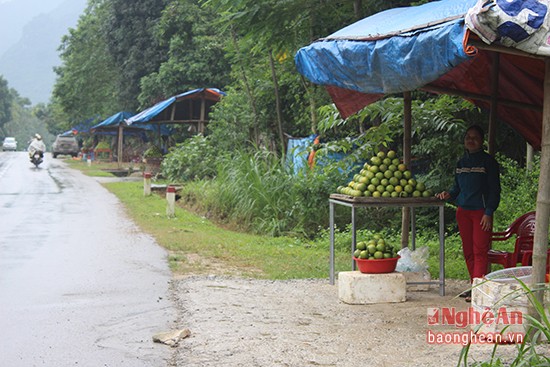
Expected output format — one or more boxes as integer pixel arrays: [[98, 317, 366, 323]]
[[294, 0, 546, 150], [92, 111, 134, 130], [126, 99, 175, 125], [286, 135, 361, 179], [286, 135, 317, 174], [68, 115, 101, 134], [60, 130, 77, 137], [91, 111, 171, 136], [126, 88, 226, 125]]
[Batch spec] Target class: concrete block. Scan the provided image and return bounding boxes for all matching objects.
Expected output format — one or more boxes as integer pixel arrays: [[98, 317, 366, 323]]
[[338, 271, 406, 304]]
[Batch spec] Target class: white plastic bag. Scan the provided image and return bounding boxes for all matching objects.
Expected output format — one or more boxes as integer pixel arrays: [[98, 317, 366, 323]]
[[396, 246, 429, 272]]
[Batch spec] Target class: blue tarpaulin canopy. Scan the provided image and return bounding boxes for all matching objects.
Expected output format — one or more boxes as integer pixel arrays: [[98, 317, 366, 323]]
[[91, 111, 171, 136], [296, 0, 476, 95], [295, 0, 545, 150], [91, 111, 134, 130], [126, 88, 225, 128], [67, 115, 101, 135]]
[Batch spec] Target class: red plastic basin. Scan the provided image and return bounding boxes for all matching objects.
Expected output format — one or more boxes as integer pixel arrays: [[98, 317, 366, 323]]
[[353, 256, 400, 274]]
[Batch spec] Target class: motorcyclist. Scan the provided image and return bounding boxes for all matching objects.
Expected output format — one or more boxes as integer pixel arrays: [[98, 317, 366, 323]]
[[28, 134, 46, 161]]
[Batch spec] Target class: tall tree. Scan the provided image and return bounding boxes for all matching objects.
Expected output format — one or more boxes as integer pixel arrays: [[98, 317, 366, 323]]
[[202, 0, 353, 151], [0, 75, 14, 135], [103, 0, 169, 110], [52, 0, 120, 129], [138, 0, 230, 106]]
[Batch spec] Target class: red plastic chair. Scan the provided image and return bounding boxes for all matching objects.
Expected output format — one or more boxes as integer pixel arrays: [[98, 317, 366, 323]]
[[487, 211, 536, 269], [520, 249, 550, 272]]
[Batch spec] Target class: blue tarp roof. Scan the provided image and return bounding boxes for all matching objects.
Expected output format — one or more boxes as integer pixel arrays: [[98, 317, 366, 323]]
[[295, 0, 478, 96], [126, 88, 225, 125], [126, 99, 175, 125], [294, 0, 545, 150], [68, 115, 101, 134], [91, 111, 172, 136], [91, 111, 134, 129]]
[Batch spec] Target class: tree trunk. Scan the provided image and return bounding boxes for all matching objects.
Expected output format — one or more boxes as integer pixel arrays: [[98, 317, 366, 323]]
[[353, 0, 363, 20], [269, 50, 285, 157], [230, 28, 260, 145], [299, 75, 318, 135], [302, 1, 319, 135], [530, 58, 550, 318]]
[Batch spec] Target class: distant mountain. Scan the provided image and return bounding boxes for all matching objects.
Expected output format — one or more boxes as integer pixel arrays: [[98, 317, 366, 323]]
[[0, 0, 87, 104], [0, 0, 68, 56]]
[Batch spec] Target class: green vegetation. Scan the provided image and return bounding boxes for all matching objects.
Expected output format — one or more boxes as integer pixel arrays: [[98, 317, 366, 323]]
[[2, 0, 541, 284]]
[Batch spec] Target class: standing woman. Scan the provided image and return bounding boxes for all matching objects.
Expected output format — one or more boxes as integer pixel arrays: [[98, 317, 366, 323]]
[[436, 125, 501, 302]]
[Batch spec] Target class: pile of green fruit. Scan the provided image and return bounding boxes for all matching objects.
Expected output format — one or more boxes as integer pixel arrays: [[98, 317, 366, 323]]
[[353, 235, 398, 260], [336, 150, 433, 198]]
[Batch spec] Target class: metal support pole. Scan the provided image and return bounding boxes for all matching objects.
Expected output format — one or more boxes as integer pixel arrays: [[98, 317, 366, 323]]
[[351, 205, 357, 270], [329, 201, 335, 285], [439, 205, 446, 296], [411, 207, 416, 250]]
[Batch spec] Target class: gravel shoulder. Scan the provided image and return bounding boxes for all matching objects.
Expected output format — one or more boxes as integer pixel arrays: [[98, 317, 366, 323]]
[[91, 175, 535, 366], [167, 276, 529, 367]]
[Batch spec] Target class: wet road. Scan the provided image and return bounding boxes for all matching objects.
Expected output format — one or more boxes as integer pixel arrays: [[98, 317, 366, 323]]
[[0, 152, 176, 366]]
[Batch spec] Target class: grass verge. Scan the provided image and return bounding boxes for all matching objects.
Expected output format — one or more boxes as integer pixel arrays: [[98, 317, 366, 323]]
[[104, 180, 351, 279]]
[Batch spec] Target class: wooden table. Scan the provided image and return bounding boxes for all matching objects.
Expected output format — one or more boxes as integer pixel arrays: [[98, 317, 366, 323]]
[[329, 194, 446, 296]]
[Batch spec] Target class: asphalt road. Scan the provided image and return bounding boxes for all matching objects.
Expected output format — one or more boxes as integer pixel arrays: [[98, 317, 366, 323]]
[[0, 152, 176, 366]]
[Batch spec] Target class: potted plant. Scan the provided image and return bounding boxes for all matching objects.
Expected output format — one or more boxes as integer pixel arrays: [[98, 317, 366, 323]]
[[142, 145, 164, 174]]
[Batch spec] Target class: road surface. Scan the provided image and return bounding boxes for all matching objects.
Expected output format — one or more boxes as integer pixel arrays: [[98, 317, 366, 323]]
[[0, 152, 176, 366]]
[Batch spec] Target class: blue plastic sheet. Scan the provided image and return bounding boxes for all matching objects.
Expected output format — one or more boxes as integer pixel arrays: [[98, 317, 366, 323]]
[[92, 111, 134, 129], [286, 135, 316, 175], [295, 0, 478, 95], [92, 111, 171, 136], [126, 88, 226, 125]]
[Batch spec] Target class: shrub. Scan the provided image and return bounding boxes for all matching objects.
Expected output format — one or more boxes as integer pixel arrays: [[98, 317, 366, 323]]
[[161, 135, 218, 181], [496, 154, 538, 229], [143, 144, 163, 158]]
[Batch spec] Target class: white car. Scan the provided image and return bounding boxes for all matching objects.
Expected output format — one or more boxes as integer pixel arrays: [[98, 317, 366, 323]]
[[2, 137, 17, 151]]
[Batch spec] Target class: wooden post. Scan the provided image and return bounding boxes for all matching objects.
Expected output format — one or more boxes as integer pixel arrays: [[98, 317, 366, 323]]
[[488, 52, 500, 155], [170, 103, 176, 121], [531, 58, 550, 307], [117, 124, 123, 168], [401, 91, 412, 249], [200, 97, 206, 134]]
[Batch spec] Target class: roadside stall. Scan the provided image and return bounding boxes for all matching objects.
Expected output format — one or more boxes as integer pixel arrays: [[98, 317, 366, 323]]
[[295, 0, 550, 302], [91, 111, 171, 166], [126, 88, 225, 141]]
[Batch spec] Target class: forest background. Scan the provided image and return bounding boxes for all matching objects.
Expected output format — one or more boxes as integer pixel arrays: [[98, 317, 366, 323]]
[[0, 0, 540, 280]]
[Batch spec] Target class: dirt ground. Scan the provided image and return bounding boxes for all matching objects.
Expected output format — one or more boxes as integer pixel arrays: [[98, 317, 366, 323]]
[[95, 176, 537, 366], [166, 275, 532, 367]]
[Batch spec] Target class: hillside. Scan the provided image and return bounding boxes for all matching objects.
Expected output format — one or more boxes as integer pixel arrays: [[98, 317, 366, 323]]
[[0, 0, 87, 104]]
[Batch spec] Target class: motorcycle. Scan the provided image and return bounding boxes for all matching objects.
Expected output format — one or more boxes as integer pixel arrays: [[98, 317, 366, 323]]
[[30, 150, 44, 168]]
